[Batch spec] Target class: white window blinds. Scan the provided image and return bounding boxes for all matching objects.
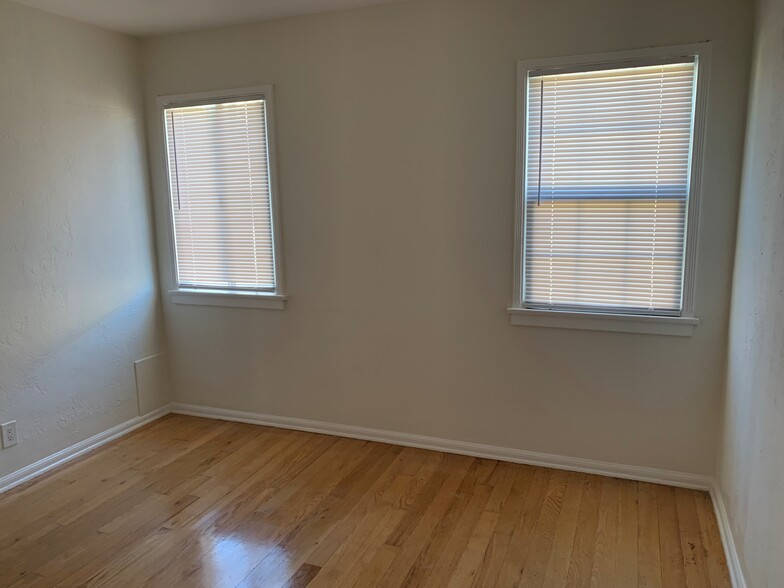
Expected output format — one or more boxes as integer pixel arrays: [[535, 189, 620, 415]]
[[164, 98, 277, 291], [523, 60, 698, 315]]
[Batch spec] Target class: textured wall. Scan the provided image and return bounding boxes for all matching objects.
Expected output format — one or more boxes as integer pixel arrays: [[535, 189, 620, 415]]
[[143, 0, 753, 476], [0, 1, 166, 479], [718, 0, 784, 584]]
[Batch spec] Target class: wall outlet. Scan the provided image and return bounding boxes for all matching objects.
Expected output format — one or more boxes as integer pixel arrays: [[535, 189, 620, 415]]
[[1, 421, 17, 448]]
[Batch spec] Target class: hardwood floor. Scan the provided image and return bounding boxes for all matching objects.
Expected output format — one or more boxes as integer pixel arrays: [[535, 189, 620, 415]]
[[0, 414, 730, 587]]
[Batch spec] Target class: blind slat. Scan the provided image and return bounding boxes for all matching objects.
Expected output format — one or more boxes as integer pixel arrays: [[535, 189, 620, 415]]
[[165, 98, 277, 290], [523, 61, 697, 313]]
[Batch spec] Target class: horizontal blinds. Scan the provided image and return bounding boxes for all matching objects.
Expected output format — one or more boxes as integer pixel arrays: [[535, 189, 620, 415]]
[[165, 99, 276, 290], [523, 61, 697, 314]]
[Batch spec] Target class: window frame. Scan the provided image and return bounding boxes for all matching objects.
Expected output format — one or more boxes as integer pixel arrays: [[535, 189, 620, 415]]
[[509, 43, 711, 336], [158, 85, 286, 310]]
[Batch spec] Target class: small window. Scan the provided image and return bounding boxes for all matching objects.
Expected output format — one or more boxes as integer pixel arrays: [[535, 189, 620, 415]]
[[161, 87, 284, 302], [513, 46, 708, 331]]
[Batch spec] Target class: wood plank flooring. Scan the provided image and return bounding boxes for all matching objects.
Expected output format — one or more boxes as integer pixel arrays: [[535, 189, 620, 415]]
[[0, 415, 731, 587]]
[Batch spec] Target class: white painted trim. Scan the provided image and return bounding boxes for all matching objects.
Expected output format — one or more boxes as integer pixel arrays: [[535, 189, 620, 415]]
[[169, 288, 286, 309], [171, 403, 711, 490], [157, 84, 287, 300], [512, 42, 711, 323], [710, 481, 747, 588], [508, 307, 699, 336], [0, 405, 172, 495]]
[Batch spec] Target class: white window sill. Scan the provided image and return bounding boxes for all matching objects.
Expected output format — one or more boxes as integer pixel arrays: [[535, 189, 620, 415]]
[[170, 288, 286, 310], [507, 307, 699, 336]]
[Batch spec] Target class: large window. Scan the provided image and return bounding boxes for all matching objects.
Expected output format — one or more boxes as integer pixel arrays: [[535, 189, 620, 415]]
[[511, 46, 708, 335], [161, 86, 284, 308]]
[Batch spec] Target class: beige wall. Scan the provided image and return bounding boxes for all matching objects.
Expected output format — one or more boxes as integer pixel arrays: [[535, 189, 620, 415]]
[[0, 1, 167, 479], [718, 0, 784, 584], [143, 0, 753, 475]]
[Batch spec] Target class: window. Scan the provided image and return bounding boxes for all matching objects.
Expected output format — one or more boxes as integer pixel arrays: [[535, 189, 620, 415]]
[[511, 45, 708, 335], [161, 86, 285, 309]]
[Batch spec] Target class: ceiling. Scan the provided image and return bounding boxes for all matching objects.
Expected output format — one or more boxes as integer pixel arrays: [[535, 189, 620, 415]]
[[13, 0, 409, 36]]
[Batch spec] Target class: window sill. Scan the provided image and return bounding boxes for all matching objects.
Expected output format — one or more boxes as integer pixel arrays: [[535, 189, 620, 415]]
[[507, 307, 699, 336], [170, 289, 286, 310]]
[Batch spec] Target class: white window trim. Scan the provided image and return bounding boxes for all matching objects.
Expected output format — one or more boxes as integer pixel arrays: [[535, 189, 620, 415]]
[[508, 308, 700, 336], [169, 289, 287, 310], [509, 43, 711, 336], [158, 85, 286, 310]]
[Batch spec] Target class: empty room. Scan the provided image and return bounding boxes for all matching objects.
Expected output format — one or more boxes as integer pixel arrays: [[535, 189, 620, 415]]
[[0, 0, 780, 586]]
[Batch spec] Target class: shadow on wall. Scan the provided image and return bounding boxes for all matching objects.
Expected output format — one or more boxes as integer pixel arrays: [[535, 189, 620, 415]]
[[0, 286, 165, 474]]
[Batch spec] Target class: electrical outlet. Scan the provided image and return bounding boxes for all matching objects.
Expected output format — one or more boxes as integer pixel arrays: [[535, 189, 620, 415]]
[[1, 421, 17, 448]]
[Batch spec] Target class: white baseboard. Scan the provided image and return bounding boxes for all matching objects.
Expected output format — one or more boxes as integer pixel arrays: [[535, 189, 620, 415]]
[[710, 481, 747, 588], [171, 402, 712, 491], [0, 404, 172, 495], [1, 400, 745, 588]]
